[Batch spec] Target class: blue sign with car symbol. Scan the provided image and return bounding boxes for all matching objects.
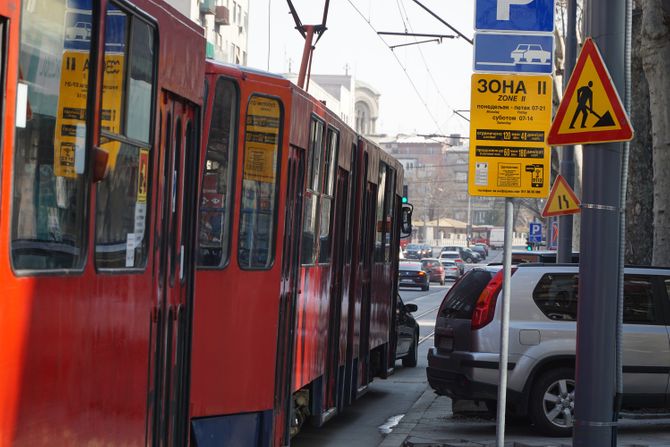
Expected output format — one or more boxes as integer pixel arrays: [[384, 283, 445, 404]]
[[474, 33, 554, 74], [475, 0, 555, 32]]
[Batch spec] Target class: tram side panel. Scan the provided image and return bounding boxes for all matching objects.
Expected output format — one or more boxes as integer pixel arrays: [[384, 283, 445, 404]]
[[0, 0, 205, 445]]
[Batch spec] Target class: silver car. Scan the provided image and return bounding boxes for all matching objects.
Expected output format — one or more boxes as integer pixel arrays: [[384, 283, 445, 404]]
[[427, 264, 670, 437]]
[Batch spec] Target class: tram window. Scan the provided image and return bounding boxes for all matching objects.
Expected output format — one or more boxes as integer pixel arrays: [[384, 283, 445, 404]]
[[95, 141, 149, 268], [11, 0, 91, 271], [238, 95, 282, 270], [323, 128, 338, 196], [301, 192, 317, 265], [126, 19, 154, 143], [95, 6, 156, 269], [374, 163, 387, 262], [308, 118, 324, 192], [198, 78, 238, 268], [384, 167, 396, 263], [317, 128, 338, 264]]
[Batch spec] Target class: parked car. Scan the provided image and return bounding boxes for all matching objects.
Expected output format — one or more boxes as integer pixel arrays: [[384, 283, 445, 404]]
[[474, 242, 489, 256], [439, 251, 464, 274], [398, 261, 430, 291], [442, 246, 480, 264], [421, 258, 446, 285], [470, 245, 487, 259], [440, 259, 461, 280], [427, 264, 670, 437], [395, 295, 419, 367]]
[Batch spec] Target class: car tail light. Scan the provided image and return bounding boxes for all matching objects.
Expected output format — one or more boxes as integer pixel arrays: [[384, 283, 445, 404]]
[[471, 268, 516, 330]]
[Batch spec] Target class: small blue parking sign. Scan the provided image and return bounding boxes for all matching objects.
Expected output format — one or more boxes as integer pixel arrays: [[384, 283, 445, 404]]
[[529, 222, 543, 243], [474, 33, 554, 74], [476, 0, 555, 32]]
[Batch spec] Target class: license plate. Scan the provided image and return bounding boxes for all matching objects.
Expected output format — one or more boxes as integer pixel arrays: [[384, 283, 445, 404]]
[[400, 279, 413, 284]]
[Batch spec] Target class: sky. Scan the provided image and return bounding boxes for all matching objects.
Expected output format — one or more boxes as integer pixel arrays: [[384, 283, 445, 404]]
[[246, 0, 475, 138]]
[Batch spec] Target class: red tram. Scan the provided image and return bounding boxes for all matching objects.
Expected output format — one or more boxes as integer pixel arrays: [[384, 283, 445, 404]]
[[0, 0, 410, 445]]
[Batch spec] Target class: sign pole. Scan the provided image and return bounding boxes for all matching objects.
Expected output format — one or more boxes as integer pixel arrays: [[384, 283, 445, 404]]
[[495, 197, 514, 447], [573, 0, 626, 444], [557, 0, 577, 263]]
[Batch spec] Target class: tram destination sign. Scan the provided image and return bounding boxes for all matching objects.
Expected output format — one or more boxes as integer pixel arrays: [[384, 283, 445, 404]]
[[468, 73, 552, 198]]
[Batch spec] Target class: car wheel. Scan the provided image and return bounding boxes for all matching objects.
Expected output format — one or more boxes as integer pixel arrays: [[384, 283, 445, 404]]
[[422, 284, 429, 291], [402, 330, 419, 367], [465, 257, 473, 263], [529, 367, 575, 437]]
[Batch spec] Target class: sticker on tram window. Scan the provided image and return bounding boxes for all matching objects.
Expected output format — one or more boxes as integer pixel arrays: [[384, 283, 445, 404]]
[[137, 149, 149, 203], [244, 97, 280, 183]]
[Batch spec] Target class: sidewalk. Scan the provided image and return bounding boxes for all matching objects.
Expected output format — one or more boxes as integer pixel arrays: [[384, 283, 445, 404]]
[[379, 385, 670, 447]]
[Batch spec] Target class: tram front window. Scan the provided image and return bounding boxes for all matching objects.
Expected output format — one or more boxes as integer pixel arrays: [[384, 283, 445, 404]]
[[11, 0, 91, 271]]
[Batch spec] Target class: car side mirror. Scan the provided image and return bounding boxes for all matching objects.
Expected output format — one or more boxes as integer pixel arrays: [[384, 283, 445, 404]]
[[405, 303, 418, 313], [400, 203, 413, 238]]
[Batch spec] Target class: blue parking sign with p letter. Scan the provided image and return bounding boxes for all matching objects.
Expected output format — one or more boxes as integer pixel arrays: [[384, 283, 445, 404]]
[[475, 0, 555, 32]]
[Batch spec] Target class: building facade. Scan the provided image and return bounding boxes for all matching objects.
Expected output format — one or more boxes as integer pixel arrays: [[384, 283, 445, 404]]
[[379, 134, 500, 239], [168, 0, 249, 64]]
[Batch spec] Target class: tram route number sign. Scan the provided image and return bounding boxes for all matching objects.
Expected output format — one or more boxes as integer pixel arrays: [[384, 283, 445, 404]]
[[468, 73, 552, 198]]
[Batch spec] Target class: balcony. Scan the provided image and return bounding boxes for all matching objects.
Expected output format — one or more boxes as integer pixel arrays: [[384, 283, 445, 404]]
[[200, 0, 215, 15], [215, 6, 230, 24]]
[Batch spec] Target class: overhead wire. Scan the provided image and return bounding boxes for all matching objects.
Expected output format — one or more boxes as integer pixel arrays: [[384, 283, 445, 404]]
[[345, 0, 445, 133], [396, 0, 470, 124]]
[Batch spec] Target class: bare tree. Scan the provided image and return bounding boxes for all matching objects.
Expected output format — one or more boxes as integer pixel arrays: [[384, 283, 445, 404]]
[[640, 0, 670, 265], [626, 3, 654, 264]]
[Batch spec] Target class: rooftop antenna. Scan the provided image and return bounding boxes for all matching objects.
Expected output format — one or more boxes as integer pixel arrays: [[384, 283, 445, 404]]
[[286, 0, 330, 90]]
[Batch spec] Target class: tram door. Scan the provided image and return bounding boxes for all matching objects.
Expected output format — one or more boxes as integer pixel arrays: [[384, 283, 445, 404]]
[[358, 181, 375, 392], [325, 169, 348, 410], [275, 146, 306, 446], [148, 92, 199, 447]]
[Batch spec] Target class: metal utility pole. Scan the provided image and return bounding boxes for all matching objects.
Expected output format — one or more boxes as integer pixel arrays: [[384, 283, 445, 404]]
[[557, 0, 577, 263], [573, 0, 626, 445]]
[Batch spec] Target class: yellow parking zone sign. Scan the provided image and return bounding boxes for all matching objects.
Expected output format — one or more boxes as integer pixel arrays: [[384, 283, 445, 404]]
[[468, 73, 552, 198]]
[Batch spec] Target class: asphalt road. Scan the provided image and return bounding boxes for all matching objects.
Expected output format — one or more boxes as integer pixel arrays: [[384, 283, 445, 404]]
[[290, 280, 454, 447]]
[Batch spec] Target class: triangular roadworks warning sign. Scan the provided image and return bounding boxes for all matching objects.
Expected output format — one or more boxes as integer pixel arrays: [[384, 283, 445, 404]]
[[541, 175, 581, 217], [547, 38, 633, 146]]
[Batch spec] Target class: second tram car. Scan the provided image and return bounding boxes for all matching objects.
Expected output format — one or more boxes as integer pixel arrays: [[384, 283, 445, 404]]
[[189, 60, 407, 445], [0, 0, 410, 445]]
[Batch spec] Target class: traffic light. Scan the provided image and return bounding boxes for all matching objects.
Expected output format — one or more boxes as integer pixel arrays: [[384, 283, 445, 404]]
[[526, 239, 533, 251], [402, 184, 408, 204]]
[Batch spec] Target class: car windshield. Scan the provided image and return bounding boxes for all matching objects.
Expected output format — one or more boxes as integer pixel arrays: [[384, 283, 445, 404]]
[[406, 244, 419, 250]]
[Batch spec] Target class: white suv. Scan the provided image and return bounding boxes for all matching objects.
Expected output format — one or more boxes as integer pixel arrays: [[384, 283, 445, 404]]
[[427, 264, 670, 436]]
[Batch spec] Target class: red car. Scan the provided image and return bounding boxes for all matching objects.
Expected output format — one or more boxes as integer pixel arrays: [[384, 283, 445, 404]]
[[421, 258, 446, 285]]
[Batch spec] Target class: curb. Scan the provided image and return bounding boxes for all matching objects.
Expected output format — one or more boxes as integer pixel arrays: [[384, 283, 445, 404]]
[[378, 385, 437, 447]]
